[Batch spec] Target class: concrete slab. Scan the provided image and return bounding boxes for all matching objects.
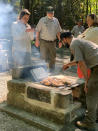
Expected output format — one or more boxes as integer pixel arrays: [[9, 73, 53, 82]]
[[0, 102, 81, 131], [0, 103, 63, 131]]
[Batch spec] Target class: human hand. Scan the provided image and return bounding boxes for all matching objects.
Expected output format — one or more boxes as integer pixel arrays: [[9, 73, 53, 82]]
[[35, 39, 40, 47], [26, 28, 34, 32], [59, 42, 62, 48], [63, 64, 69, 70]]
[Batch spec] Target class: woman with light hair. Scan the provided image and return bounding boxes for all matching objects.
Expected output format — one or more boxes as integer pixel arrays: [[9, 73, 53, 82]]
[[78, 14, 98, 45]]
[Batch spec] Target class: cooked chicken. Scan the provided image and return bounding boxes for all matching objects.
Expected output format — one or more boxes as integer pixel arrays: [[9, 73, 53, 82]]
[[51, 78, 64, 86], [40, 77, 71, 87], [40, 78, 52, 86]]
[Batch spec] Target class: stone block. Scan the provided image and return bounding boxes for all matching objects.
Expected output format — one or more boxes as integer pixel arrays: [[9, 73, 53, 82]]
[[7, 80, 26, 93], [27, 86, 51, 103], [7, 80, 82, 125], [7, 91, 25, 109], [23, 102, 66, 124], [22, 101, 81, 124], [51, 90, 73, 109]]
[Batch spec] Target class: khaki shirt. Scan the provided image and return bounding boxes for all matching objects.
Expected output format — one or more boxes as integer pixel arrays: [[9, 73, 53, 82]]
[[11, 21, 31, 53], [71, 25, 85, 37], [36, 16, 61, 41], [70, 38, 98, 68], [78, 27, 98, 45]]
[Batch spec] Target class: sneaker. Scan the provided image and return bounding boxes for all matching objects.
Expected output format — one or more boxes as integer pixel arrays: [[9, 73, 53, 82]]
[[76, 121, 95, 131]]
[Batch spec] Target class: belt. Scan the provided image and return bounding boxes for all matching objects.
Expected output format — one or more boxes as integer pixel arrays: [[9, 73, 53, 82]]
[[40, 39, 56, 43]]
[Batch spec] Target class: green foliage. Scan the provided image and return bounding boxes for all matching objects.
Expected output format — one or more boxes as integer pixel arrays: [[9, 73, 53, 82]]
[[7, 0, 98, 29]]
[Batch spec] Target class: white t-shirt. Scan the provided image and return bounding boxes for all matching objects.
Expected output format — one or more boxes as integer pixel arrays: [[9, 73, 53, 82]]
[[11, 21, 31, 53]]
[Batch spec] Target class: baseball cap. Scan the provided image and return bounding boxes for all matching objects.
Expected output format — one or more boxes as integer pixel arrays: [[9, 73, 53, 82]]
[[46, 6, 54, 13]]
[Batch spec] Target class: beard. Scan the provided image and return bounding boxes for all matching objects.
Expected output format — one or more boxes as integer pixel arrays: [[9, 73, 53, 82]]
[[65, 43, 70, 48]]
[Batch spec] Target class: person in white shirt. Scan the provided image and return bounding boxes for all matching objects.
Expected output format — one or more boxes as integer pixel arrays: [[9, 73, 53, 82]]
[[78, 14, 98, 45], [11, 9, 33, 67]]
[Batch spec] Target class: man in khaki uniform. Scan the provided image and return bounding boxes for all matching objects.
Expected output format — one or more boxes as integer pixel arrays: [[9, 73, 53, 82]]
[[71, 20, 85, 37], [35, 6, 61, 72]]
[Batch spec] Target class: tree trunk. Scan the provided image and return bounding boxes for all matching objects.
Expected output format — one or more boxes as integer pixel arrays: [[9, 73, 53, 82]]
[[96, 1, 98, 14], [29, 0, 34, 25], [86, 0, 88, 17], [20, 0, 23, 9], [24, 0, 30, 9], [90, 2, 91, 14], [56, 0, 62, 25]]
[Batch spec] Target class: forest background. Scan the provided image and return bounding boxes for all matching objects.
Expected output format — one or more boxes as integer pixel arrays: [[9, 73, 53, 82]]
[[1, 0, 98, 29]]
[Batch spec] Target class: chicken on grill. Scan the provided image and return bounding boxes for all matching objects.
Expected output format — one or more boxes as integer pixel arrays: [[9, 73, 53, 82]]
[[40, 77, 70, 87]]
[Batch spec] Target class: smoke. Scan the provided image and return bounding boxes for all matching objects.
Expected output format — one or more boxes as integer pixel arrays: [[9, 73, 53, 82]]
[[0, 2, 17, 72], [0, 2, 49, 76], [0, 2, 17, 39]]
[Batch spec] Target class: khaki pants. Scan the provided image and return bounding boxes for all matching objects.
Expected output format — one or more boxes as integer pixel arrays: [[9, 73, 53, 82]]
[[40, 39, 56, 70], [84, 66, 98, 127]]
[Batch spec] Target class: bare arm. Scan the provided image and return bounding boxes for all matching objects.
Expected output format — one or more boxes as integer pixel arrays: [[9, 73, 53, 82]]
[[63, 61, 77, 70], [57, 32, 62, 48], [57, 32, 60, 41], [64, 60, 88, 81], [63, 60, 88, 93], [35, 32, 40, 47]]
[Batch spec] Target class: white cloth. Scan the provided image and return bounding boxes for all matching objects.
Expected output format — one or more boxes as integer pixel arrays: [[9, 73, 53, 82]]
[[11, 21, 31, 53], [78, 26, 98, 45]]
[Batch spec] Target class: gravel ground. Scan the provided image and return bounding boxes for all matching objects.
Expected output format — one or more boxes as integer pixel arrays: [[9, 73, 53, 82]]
[[0, 111, 42, 131]]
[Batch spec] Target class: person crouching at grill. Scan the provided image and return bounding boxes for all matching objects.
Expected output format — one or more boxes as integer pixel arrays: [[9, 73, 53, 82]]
[[60, 32, 98, 131]]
